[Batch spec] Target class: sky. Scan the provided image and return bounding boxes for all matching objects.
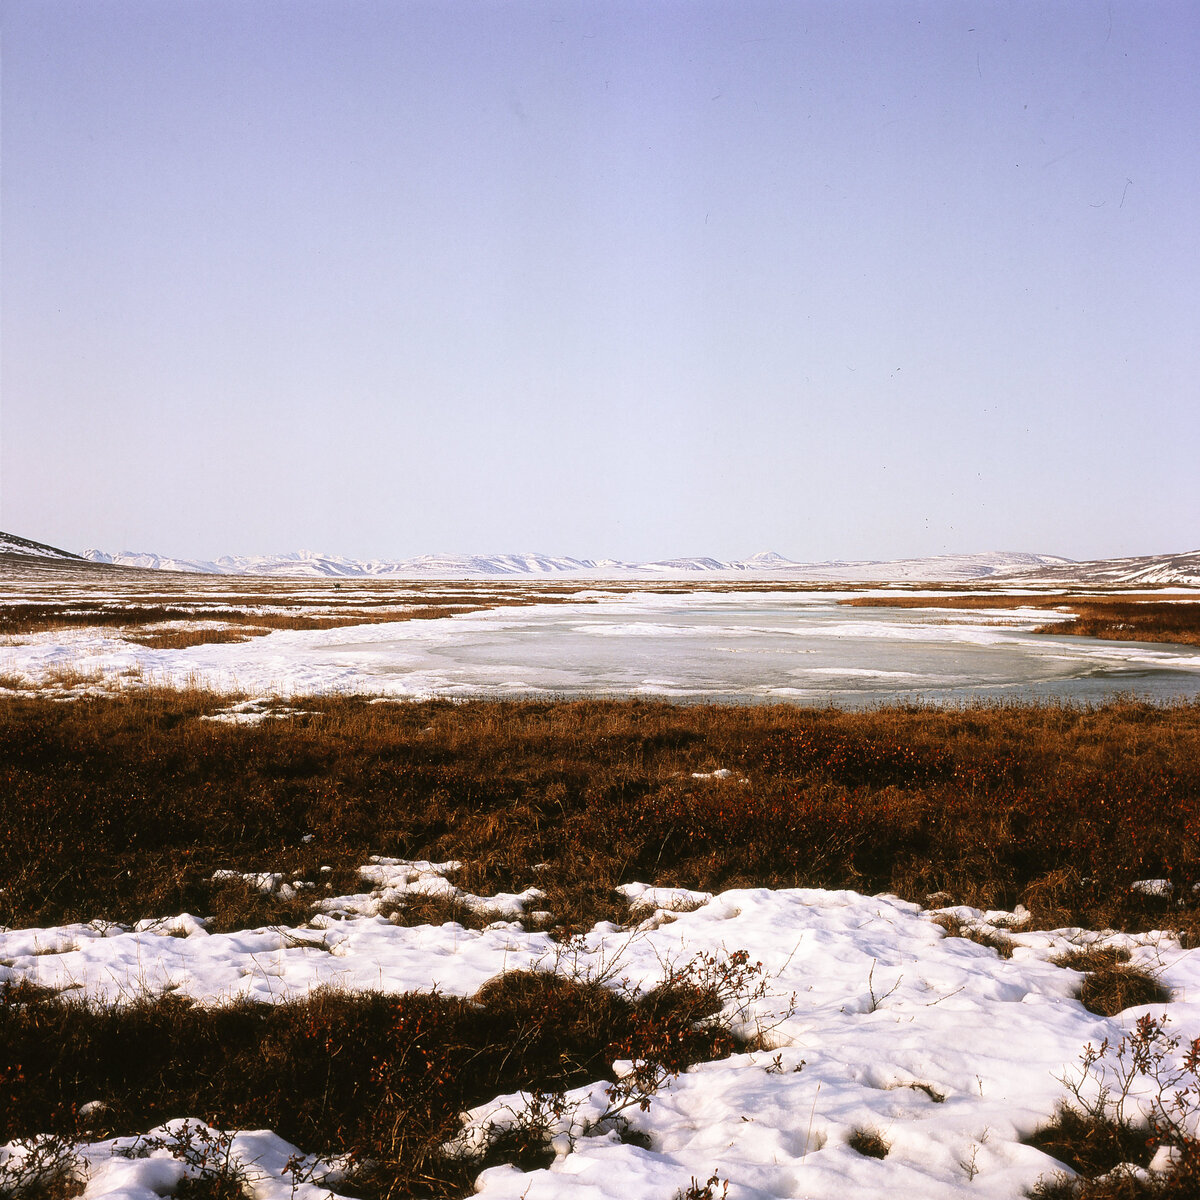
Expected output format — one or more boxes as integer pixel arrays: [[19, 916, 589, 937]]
[[2, 0, 1197, 564]]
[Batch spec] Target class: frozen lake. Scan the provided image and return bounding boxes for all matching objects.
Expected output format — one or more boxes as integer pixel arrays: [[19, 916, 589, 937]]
[[13, 589, 1200, 705], [329, 591, 1200, 704]]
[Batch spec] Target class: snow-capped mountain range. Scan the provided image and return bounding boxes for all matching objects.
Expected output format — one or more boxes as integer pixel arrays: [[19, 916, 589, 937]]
[[4, 531, 1198, 585]]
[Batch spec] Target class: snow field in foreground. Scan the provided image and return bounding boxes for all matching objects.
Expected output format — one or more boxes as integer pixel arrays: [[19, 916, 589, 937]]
[[5, 860, 1200, 1199]]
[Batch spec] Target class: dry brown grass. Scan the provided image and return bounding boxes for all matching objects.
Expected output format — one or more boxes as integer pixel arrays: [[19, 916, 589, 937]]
[[840, 593, 1200, 648], [125, 628, 259, 649], [1035, 600, 1200, 648], [1027, 1105, 1157, 1193], [930, 914, 1015, 958], [1052, 946, 1131, 972], [0, 600, 516, 641], [847, 1127, 891, 1159], [1050, 947, 1172, 1016], [116, 604, 514, 648], [3, 691, 1200, 939]]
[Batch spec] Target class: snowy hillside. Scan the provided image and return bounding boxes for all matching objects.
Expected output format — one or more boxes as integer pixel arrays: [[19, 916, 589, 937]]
[[740, 551, 1074, 582], [80, 549, 619, 577], [78, 546, 1075, 581], [1008, 549, 1200, 588]]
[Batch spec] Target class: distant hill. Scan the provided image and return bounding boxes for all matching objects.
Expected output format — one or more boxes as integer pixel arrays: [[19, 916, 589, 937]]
[[78, 545, 1077, 581], [0, 531, 84, 561], [0, 529, 1183, 584], [1005, 549, 1200, 588]]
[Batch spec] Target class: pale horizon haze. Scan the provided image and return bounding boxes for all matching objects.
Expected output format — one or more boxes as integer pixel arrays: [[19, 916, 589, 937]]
[[2, 1, 1197, 564]]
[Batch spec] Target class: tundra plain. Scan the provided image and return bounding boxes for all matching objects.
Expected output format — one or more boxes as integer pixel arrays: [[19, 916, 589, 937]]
[[4, 564, 1200, 1200]]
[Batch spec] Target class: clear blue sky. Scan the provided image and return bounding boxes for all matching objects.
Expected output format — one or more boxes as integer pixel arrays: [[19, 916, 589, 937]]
[[3, 0, 1197, 562]]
